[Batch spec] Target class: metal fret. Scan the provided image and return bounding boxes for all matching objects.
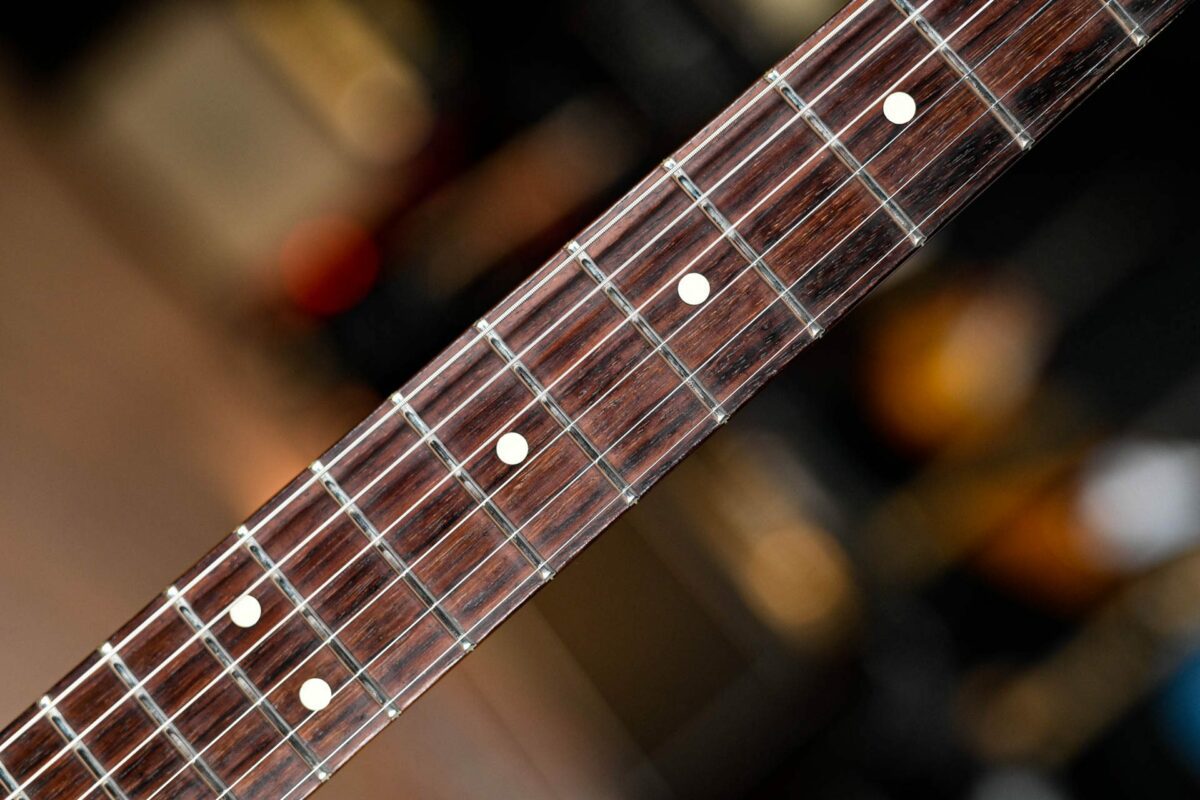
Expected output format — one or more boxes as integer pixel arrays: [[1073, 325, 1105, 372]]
[[1097, 0, 1149, 45], [474, 316, 644, 503], [99, 642, 238, 800], [889, 0, 1035, 148], [0, 756, 29, 800], [662, 158, 827, 336], [388, 391, 555, 581], [309, 462, 476, 651], [563, 242, 731, 425], [763, 72, 927, 247], [234, 525, 400, 718], [37, 696, 129, 800], [165, 587, 331, 782]]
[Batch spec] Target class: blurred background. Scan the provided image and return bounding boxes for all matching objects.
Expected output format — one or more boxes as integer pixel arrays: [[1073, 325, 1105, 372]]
[[1, 1, 1198, 798]]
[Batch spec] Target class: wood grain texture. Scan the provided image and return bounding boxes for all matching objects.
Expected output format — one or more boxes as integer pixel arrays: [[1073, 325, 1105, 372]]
[[925, 0, 1140, 137], [1120, 0, 1193, 33], [0, 0, 1191, 797]]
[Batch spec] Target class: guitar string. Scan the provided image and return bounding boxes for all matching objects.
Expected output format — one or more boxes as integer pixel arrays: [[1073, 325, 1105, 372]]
[[51, 1, 1032, 793], [30, 0, 1152, 791], [6, 0, 1054, 794], [0, 0, 907, 761], [259, 21, 1149, 799], [0, 0, 950, 791], [28, 0, 1118, 796], [120, 4, 1119, 797]]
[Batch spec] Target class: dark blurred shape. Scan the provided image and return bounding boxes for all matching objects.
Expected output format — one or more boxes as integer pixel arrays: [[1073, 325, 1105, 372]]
[[1160, 653, 1200, 779], [0, 1, 145, 83]]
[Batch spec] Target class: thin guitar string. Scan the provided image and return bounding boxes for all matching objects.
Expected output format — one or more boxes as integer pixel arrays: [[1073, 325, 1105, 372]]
[[0, 0, 908, 760], [10, 0, 1033, 793], [29, 4, 1010, 794], [132, 5, 1108, 796], [250, 9, 1155, 799], [0, 0, 944, 786]]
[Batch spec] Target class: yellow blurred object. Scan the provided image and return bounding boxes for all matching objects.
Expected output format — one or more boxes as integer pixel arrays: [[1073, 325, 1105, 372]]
[[236, 0, 434, 165], [863, 277, 1047, 453], [653, 432, 860, 654], [960, 549, 1200, 766], [739, 524, 852, 644]]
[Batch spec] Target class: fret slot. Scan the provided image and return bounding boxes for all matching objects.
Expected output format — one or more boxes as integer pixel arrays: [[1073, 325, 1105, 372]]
[[389, 391, 555, 580], [0, 757, 30, 800], [309, 463, 477, 651], [235, 525, 401, 717], [887, 0, 1035, 148], [474, 316, 647, 500], [662, 158, 827, 335], [165, 586, 331, 782], [36, 697, 129, 800], [562, 243, 730, 426], [1097, 0, 1149, 45], [762, 73, 926, 247], [99, 643, 238, 800]]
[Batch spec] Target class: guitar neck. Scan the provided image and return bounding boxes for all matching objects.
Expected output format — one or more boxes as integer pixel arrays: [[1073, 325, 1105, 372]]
[[1, 0, 1189, 798]]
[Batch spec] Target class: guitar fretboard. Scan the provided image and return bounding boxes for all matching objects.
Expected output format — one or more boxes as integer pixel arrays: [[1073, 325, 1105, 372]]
[[0, 0, 1188, 798]]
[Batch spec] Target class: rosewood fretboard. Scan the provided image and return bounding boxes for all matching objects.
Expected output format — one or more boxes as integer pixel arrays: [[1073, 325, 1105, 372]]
[[1, 0, 1190, 797]]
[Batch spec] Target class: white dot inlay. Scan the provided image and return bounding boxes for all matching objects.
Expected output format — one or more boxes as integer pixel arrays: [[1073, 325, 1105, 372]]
[[228, 595, 262, 629], [883, 91, 916, 125], [299, 678, 332, 712], [677, 273, 710, 306], [496, 432, 529, 465]]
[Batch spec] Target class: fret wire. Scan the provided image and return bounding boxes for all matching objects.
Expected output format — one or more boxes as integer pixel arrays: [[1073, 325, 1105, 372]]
[[11, 0, 1161, 796], [1, 4, 1032, 794], [662, 156, 832, 334], [99, 643, 239, 800], [165, 588, 331, 782], [0, 3, 927, 761], [564, 242, 731, 425], [251, 13, 1148, 796], [235, 525, 401, 717], [310, 462, 476, 649], [888, 0, 1035, 149], [1098, 0, 1150, 44], [761, 74, 927, 246], [473, 316, 643, 501], [389, 390, 555, 580], [0, 758, 28, 800], [0, 4, 932, 767], [37, 697, 129, 800]]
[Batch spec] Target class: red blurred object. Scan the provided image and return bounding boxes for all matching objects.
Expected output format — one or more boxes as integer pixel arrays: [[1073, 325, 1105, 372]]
[[280, 215, 380, 316]]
